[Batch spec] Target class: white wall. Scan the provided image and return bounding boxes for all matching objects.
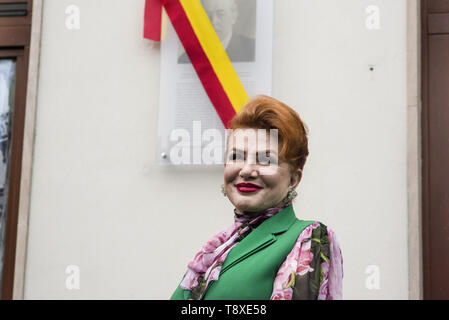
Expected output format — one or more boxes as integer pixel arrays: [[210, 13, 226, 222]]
[[24, 0, 407, 299]]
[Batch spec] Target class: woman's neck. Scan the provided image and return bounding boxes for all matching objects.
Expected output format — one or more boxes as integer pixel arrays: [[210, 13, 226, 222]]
[[235, 198, 292, 217]]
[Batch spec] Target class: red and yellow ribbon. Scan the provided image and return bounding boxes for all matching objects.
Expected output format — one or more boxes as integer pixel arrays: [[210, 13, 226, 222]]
[[144, 0, 249, 128]]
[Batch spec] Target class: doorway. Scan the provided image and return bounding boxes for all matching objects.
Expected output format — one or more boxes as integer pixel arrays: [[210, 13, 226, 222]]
[[421, 0, 449, 300], [0, 0, 32, 299]]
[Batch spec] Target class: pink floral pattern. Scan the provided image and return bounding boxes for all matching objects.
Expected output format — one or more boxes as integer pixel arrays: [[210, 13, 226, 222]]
[[271, 221, 343, 300], [177, 203, 343, 300], [180, 201, 292, 300]]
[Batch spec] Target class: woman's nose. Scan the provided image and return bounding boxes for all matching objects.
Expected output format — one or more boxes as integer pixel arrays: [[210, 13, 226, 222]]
[[239, 162, 258, 179]]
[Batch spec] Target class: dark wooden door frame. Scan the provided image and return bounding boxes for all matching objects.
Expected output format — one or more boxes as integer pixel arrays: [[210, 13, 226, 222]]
[[0, 48, 28, 300], [421, 0, 430, 301], [421, 0, 449, 300], [0, 0, 32, 299]]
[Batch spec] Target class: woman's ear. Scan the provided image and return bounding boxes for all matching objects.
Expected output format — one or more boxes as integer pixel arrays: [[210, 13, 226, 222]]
[[289, 169, 302, 189]]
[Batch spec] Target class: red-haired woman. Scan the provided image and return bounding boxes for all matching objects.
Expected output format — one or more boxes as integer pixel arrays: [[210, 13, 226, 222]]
[[171, 95, 343, 300]]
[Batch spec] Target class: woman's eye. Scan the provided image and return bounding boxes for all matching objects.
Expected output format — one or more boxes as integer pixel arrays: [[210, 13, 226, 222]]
[[229, 152, 244, 161], [257, 154, 277, 165]]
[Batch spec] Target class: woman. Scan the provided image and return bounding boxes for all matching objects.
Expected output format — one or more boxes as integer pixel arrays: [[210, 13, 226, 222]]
[[170, 95, 343, 300]]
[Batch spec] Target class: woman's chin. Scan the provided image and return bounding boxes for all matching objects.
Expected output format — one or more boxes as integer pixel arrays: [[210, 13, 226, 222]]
[[233, 201, 265, 214]]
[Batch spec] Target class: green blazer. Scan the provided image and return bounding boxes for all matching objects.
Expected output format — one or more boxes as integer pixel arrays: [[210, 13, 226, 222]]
[[170, 205, 315, 300]]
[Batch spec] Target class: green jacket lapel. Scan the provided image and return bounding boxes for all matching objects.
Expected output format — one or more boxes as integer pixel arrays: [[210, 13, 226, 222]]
[[220, 204, 297, 275]]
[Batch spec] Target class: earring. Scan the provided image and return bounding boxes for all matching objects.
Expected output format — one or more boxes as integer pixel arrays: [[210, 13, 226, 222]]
[[221, 184, 227, 197], [286, 189, 297, 201]]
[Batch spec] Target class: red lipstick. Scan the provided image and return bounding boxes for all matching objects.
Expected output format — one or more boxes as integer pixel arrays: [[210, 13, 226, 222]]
[[236, 183, 262, 193]]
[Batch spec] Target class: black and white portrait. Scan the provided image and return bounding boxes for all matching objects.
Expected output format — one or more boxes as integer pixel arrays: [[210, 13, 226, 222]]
[[178, 0, 257, 64]]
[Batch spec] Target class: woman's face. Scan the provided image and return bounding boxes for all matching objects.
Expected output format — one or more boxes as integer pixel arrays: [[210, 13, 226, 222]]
[[224, 128, 301, 215]]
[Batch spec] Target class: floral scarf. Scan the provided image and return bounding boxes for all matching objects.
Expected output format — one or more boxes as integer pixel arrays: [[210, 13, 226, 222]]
[[180, 201, 292, 300]]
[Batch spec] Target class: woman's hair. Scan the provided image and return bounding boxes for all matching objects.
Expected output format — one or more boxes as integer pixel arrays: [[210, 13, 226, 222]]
[[229, 95, 309, 173]]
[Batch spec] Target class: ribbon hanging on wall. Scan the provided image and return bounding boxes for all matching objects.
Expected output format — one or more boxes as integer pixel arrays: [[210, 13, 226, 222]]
[[144, 0, 249, 128]]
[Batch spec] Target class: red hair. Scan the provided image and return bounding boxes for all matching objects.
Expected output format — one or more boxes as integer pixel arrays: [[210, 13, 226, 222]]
[[229, 95, 309, 172]]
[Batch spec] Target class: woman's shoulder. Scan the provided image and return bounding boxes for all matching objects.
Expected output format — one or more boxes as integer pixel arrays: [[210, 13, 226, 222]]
[[293, 219, 340, 246], [293, 219, 328, 234]]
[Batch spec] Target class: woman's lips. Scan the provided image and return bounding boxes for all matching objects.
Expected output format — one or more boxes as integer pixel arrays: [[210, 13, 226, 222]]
[[236, 183, 262, 193]]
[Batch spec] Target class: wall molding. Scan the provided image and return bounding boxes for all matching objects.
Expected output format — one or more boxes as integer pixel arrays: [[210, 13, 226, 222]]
[[13, 0, 43, 300], [407, 0, 423, 300]]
